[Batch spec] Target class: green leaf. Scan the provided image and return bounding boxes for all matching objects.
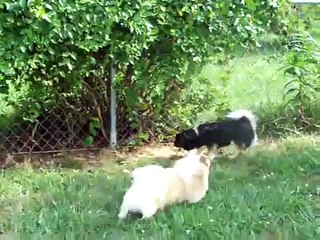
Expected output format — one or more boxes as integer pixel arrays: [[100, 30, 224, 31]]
[[245, 0, 256, 10], [67, 62, 73, 71], [89, 118, 101, 135], [59, 71, 66, 78], [294, 67, 301, 77], [48, 48, 55, 55], [20, 46, 26, 53], [19, 0, 27, 10], [84, 136, 94, 147]]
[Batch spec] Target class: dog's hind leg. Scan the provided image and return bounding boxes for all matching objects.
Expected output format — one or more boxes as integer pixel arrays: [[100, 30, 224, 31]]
[[118, 202, 129, 219], [229, 143, 245, 159], [140, 203, 158, 219]]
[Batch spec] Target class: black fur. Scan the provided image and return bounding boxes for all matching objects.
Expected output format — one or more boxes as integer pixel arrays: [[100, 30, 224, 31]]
[[174, 116, 255, 151]]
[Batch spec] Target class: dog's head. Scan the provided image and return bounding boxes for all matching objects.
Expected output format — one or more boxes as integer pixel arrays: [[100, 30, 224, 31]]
[[173, 147, 212, 173], [199, 155, 212, 170], [174, 128, 199, 150], [198, 147, 212, 168]]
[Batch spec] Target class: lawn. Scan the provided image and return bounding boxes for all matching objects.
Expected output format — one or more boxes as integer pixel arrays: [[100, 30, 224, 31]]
[[200, 49, 287, 110], [0, 136, 319, 239]]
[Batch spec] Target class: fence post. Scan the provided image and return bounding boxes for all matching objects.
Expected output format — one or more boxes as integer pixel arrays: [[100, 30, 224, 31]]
[[110, 60, 117, 149]]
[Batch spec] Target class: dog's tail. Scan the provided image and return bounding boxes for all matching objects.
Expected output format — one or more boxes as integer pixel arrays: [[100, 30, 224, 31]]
[[226, 109, 258, 147], [226, 109, 257, 130]]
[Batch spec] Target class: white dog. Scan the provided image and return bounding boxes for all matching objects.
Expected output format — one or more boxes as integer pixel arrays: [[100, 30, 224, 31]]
[[117, 147, 213, 219]]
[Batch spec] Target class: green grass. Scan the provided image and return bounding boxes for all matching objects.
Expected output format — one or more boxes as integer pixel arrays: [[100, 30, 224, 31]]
[[199, 5, 320, 113], [0, 137, 319, 239], [201, 51, 287, 110]]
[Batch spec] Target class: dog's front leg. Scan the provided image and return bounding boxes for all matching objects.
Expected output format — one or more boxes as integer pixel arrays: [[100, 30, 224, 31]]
[[118, 203, 129, 219]]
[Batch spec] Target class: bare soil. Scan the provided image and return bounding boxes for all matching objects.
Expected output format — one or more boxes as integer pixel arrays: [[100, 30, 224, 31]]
[[0, 143, 186, 170]]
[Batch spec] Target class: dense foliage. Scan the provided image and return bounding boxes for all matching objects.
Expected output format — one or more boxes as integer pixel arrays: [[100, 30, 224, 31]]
[[0, 0, 291, 144]]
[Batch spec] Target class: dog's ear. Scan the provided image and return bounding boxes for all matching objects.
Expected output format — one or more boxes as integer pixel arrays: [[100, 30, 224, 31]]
[[199, 155, 210, 167], [207, 150, 216, 161]]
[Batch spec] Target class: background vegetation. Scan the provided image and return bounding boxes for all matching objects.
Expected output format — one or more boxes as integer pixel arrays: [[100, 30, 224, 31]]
[[0, 0, 298, 146]]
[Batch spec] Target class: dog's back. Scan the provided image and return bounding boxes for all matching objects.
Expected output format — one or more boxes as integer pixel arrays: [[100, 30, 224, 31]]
[[131, 165, 165, 184], [197, 121, 235, 148], [174, 109, 257, 151], [174, 120, 236, 150]]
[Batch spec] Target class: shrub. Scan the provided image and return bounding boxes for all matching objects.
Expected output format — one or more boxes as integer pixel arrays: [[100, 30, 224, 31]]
[[0, 0, 291, 144], [277, 30, 320, 133]]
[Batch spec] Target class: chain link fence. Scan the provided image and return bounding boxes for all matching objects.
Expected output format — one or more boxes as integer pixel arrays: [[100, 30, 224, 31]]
[[0, 2, 319, 156], [0, 101, 181, 155], [0, 106, 108, 155], [0, 110, 174, 155]]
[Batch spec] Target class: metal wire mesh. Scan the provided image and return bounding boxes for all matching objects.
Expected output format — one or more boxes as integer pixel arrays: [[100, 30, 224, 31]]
[[1, 4, 318, 155], [0, 107, 108, 154]]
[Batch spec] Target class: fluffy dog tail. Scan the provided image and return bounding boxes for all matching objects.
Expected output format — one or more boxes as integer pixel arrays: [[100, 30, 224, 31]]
[[226, 109, 258, 147], [226, 109, 257, 131]]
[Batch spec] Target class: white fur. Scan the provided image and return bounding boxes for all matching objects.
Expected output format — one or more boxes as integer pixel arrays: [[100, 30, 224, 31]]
[[118, 149, 212, 219], [226, 109, 258, 147], [130, 165, 165, 183], [226, 109, 257, 130]]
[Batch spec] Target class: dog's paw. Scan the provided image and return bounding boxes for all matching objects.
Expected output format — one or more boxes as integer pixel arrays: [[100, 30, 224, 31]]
[[118, 210, 128, 219], [141, 207, 158, 219], [118, 213, 127, 219]]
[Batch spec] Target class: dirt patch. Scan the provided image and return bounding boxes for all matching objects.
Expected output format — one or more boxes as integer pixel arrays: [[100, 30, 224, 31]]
[[1, 143, 186, 170], [98, 143, 186, 162]]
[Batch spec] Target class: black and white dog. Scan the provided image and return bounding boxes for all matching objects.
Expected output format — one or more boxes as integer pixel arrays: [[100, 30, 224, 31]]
[[174, 109, 258, 154]]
